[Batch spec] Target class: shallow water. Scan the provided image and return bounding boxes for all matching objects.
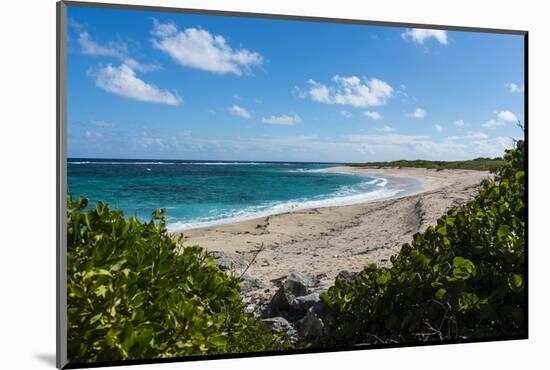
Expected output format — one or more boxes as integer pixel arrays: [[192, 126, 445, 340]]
[[67, 159, 408, 230]]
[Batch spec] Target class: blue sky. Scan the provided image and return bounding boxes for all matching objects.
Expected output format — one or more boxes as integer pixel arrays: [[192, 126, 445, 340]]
[[67, 6, 525, 162]]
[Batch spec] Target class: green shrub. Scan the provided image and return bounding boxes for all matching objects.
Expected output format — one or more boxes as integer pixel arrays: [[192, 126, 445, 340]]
[[349, 157, 507, 171], [67, 200, 288, 364], [321, 141, 525, 345]]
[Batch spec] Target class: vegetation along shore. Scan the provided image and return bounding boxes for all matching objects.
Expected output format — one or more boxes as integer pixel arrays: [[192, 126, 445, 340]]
[[66, 141, 525, 363]]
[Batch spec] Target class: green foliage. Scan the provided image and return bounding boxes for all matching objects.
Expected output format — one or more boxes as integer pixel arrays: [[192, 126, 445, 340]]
[[67, 200, 288, 364], [349, 157, 507, 171], [321, 141, 525, 345]]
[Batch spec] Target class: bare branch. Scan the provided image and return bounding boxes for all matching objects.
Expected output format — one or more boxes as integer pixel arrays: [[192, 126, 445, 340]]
[[239, 242, 264, 279]]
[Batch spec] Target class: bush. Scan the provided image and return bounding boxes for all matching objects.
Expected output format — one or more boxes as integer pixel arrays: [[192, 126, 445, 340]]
[[67, 200, 288, 364], [348, 157, 507, 171], [320, 141, 525, 345]]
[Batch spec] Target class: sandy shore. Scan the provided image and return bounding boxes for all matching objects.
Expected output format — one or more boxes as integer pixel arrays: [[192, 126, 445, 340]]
[[173, 166, 490, 304]]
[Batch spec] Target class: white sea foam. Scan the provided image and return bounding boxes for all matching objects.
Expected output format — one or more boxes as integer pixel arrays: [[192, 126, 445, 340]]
[[69, 161, 174, 165], [193, 162, 264, 165], [166, 179, 403, 232]]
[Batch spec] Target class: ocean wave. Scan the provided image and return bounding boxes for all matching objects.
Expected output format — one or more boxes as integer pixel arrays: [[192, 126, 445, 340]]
[[192, 162, 264, 165], [68, 161, 277, 166], [166, 184, 403, 232], [69, 161, 176, 165], [375, 177, 387, 187], [288, 168, 307, 172]]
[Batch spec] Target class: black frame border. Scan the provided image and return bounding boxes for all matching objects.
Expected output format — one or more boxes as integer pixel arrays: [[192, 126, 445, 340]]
[[56, 1, 529, 369]]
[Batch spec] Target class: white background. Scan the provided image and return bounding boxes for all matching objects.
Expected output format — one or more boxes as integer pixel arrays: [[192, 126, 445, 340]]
[[0, 0, 547, 369]]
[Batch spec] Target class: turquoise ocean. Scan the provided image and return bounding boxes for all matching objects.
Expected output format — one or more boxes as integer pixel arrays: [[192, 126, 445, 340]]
[[67, 159, 410, 231]]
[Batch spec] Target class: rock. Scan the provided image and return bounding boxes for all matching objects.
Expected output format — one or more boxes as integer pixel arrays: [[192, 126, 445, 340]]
[[284, 272, 319, 294], [298, 301, 331, 340], [335, 270, 354, 283], [239, 275, 265, 293], [299, 310, 324, 339], [290, 293, 320, 313], [267, 272, 319, 316], [262, 317, 297, 338], [267, 287, 294, 315], [209, 251, 244, 271], [244, 304, 256, 314]]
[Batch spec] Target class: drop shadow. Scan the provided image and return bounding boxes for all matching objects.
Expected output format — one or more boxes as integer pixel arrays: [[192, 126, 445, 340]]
[[34, 353, 57, 367]]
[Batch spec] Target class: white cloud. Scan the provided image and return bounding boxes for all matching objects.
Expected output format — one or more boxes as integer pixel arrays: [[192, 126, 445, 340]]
[[182, 130, 193, 136], [292, 85, 308, 99], [463, 131, 488, 140], [446, 131, 489, 141], [78, 32, 126, 58], [481, 119, 504, 128], [344, 134, 465, 161], [396, 88, 409, 99], [306, 75, 393, 108], [408, 108, 427, 119], [506, 83, 524, 93], [346, 134, 429, 144], [376, 125, 394, 132], [123, 58, 160, 73], [340, 110, 352, 118], [93, 64, 182, 106], [453, 119, 465, 127], [434, 124, 443, 133], [364, 111, 383, 120], [402, 28, 448, 45], [497, 110, 518, 122], [151, 21, 263, 75], [83, 130, 519, 163], [262, 114, 302, 125], [308, 80, 331, 103], [470, 137, 516, 158], [77, 31, 159, 73], [228, 105, 251, 119], [481, 110, 519, 128], [151, 21, 178, 38]]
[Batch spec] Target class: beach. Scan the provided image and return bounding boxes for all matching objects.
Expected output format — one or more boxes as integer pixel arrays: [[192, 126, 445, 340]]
[[174, 166, 491, 305]]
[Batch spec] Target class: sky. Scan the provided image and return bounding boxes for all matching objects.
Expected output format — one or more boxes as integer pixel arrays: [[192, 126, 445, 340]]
[[66, 6, 525, 163]]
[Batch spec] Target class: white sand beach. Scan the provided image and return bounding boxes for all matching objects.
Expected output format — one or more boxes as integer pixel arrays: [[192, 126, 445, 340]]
[[173, 167, 490, 304]]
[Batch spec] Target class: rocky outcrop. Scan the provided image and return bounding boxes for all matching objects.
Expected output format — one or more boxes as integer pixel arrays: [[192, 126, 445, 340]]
[[266, 272, 320, 317], [251, 271, 335, 344], [262, 316, 298, 340], [239, 274, 265, 293], [290, 292, 320, 314], [297, 300, 333, 340]]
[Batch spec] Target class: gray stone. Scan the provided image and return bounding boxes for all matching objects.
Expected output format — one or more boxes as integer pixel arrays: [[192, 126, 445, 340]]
[[299, 309, 325, 339], [298, 301, 331, 340], [267, 272, 319, 316], [267, 286, 294, 315], [290, 293, 320, 312], [285, 272, 319, 293], [335, 270, 354, 283], [244, 305, 256, 314], [262, 317, 297, 337], [209, 251, 245, 271], [239, 275, 265, 293]]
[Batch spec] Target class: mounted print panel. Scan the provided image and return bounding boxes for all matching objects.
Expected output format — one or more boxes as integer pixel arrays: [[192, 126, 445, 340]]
[[57, 1, 527, 368]]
